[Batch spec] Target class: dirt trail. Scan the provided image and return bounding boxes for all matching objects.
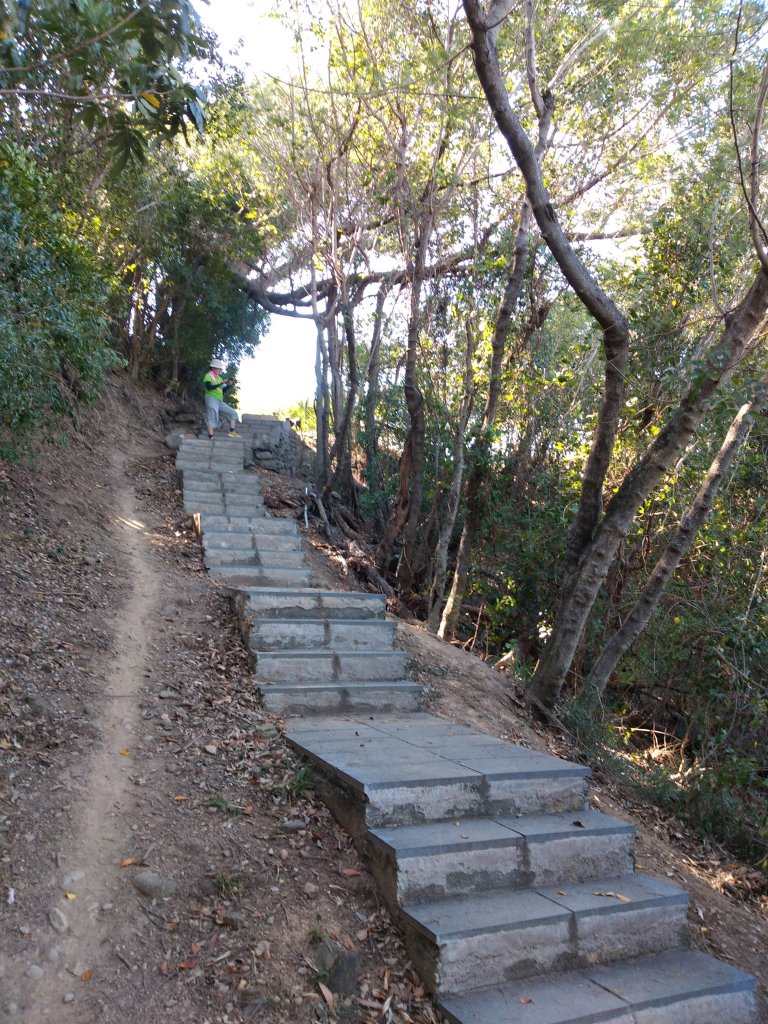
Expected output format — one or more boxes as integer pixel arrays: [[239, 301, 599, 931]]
[[25, 448, 160, 1019]]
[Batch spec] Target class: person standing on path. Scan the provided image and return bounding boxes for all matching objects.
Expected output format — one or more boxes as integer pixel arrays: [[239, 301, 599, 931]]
[[203, 358, 240, 438]]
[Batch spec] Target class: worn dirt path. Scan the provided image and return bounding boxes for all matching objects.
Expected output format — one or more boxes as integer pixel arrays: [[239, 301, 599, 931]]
[[24, 447, 161, 1019]]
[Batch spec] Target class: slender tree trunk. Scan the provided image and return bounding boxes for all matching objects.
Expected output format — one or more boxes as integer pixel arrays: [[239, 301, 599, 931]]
[[440, 203, 532, 637], [463, 0, 631, 573], [428, 322, 476, 631], [376, 218, 431, 579], [328, 300, 359, 504], [576, 395, 761, 715], [364, 285, 388, 472], [528, 270, 768, 708]]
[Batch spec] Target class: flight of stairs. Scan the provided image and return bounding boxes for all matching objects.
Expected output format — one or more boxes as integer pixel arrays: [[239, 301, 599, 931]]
[[177, 430, 759, 1024]]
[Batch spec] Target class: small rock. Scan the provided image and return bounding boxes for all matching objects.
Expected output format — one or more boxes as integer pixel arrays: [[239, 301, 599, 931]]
[[63, 993, 75, 1004], [27, 965, 44, 980], [18, 924, 30, 936], [48, 908, 68, 933], [47, 946, 61, 963], [302, 882, 319, 897], [131, 871, 177, 899], [220, 911, 245, 930], [327, 950, 360, 996], [174, 838, 206, 859], [23, 694, 56, 720], [281, 820, 305, 833], [158, 689, 177, 699], [164, 432, 183, 451], [203, 744, 217, 755], [60, 870, 85, 889]]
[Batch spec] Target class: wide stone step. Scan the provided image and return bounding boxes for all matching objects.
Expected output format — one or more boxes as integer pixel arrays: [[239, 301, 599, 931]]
[[205, 547, 305, 569], [253, 649, 408, 683], [231, 588, 387, 621], [368, 810, 634, 906], [185, 491, 265, 508], [285, 717, 590, 836], [211, 566, 313, 587], [185, 500, 267, 516], [248, 618, 396, 652], [202, 532, 303, 548], [203, 532, 302, 552], [199, 516, 299, 535], [260, 681, 422, 716], [178, 469, 260, 482], [184, 484, 264, 498], [401, 873, 688, 996], [438, 949, 758, 1024]]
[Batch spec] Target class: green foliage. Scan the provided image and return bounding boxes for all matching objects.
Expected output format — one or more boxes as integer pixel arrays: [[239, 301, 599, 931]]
[[0, 0, 212, 169], [0, 144, 120, 443]]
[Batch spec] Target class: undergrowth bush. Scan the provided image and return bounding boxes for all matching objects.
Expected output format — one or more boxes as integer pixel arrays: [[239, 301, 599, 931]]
[[0, 144, 121, 448]]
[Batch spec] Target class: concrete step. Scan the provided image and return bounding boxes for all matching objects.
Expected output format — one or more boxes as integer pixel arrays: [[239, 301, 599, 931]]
[[438, 949, 758, 1024], [253, 649, 408, 683], [248, 618, 396, 652], [204, 546, 305, 569], [178, 469, 260, 482], [185, 490, 265, 507], [185, 500, 267, 517], [368, 810, 634, 906], [260, 681, 422, 716], [183, 483, 264, 497], [204, 544, 303, 569], [203, 532, 302, 552], [231, 588, 387, 621], [210, 566, 313, 587], [284, 717, 590, 836], [199, 516, 299, 535], [401, 873, 688, 996]]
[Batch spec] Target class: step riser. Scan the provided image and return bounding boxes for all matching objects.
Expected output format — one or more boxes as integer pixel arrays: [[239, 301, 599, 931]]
[[206, 550, 304, 568], [186, 503, 267, 516], [249, 620, 395, 652], [372, 833, 634, 906], [204, 534, 301, 551], [212, 568, 312, 586], [261, 685, 421, 717], [231, 589, 386, 621], [198, 516, 298, 534], [254, 651, 408, 683], [405, 903, 689, 997]]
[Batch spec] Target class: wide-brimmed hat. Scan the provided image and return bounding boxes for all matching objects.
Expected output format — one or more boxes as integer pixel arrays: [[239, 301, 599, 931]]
[[209, 358, 226, 370]]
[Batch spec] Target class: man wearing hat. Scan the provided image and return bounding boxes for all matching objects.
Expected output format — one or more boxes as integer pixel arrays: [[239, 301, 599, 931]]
[[203, 358, 240, 438]]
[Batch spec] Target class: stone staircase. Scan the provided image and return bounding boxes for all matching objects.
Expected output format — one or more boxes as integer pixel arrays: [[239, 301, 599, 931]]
[[176, 433, 759, 1024]]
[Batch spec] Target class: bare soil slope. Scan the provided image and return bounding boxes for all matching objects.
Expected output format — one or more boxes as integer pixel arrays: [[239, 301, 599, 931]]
[[0, 377, 765, 1023]]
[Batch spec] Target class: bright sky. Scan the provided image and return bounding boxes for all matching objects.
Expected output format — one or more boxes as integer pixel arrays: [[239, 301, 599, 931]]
[[198, 0, 318, 414]]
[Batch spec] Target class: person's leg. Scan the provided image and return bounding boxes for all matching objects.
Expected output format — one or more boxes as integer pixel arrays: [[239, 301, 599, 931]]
[[205, 397, 219, 438], [221, 402, 240, 436]]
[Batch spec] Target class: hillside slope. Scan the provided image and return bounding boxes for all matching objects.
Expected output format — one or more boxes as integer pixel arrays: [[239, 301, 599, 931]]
[[0, 376, 765, 1023]]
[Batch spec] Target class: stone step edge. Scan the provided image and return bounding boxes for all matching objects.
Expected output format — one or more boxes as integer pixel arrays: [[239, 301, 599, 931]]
[[400, 872, 687, 942], [437, 949, 757, 1024]]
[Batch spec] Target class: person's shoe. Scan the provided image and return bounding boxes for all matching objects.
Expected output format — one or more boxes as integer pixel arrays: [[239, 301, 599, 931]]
[[227, 430, 241, 437]]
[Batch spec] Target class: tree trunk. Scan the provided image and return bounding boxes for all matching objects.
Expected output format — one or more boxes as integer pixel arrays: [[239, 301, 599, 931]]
[[428, 321, 476, 631], [440, 203, 533, 637], [377, 217, 431, 579], [576, 395, 761, 715], [328, 300, 359, 505], [463, 0, 631, 573], [364, 285, 388, 472], [528, 269, 768, 708]]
